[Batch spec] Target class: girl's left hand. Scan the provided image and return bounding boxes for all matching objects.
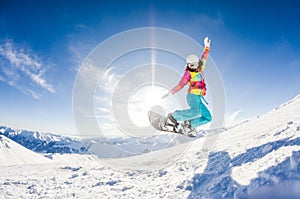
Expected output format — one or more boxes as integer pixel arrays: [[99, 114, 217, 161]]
[[161, 91, 172, 99]]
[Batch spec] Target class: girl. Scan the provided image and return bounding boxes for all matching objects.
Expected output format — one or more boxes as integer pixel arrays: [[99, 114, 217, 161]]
[[163, 37, 212, 136]]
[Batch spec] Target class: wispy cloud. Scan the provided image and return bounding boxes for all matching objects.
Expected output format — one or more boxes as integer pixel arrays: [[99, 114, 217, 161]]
[[94, 66, 121, 129], [68, 39, 96, 72], [0, 39, 55, 99], [290, 59, 300, 68]]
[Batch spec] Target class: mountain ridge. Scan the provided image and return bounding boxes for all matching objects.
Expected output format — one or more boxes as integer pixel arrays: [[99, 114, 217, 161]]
[[0, 135, 52, 166]]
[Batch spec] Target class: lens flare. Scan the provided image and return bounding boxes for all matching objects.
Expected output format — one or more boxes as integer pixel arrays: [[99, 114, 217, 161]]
[[128, 85, 167, 127]]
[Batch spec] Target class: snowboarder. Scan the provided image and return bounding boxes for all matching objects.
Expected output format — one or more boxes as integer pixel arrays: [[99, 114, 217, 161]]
[[162, 36, 212, 136]]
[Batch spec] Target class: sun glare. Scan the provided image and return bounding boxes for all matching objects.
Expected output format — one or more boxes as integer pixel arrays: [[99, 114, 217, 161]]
[[145, 87, 163, 108], [128, 85, 167, 127]]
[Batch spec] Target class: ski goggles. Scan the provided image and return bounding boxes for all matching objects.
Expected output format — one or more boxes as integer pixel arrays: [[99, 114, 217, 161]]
[[187, 62, 199, 69], [187, 60, 203, 69]]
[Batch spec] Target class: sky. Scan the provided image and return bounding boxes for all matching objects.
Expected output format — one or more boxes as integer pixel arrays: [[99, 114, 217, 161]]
[[0, 0, 300, 135]]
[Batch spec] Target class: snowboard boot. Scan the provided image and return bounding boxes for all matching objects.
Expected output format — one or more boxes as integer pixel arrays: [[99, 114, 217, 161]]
[[182, 120, 197, 137], [166, 114, 181, 133], [167, 114, 178, 125]]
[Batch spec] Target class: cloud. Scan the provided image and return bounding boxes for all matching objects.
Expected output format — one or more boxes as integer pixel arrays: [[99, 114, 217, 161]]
[[0, 39, 55, 98], [94, 66, 121, 129], [68, 40, 95, 72], [290, 59, 300, 68]]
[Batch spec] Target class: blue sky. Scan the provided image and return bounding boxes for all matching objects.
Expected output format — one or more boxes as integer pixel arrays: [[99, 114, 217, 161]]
[[1, 0, 300, 135]]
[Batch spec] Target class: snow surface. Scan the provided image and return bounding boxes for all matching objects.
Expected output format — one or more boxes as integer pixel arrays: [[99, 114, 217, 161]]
[[0, 94, 300, 198]]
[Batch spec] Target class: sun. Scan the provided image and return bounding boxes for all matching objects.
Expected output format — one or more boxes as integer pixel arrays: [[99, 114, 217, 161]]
[[128, 85, 168, 127], [145, 87, 164, 108]]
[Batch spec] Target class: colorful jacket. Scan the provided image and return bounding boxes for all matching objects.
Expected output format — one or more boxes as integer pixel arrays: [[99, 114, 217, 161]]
[[171, 46, 210, 96]]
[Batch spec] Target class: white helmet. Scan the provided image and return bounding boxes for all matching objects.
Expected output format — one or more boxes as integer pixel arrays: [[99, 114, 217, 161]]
[[186, 54, 199, 69]]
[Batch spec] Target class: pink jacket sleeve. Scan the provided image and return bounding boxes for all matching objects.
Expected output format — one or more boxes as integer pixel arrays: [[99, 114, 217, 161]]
[[171, 70, 191, 94]]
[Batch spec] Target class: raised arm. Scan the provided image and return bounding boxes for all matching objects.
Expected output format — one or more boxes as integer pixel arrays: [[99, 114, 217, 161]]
[[200, 37, 211, 71]]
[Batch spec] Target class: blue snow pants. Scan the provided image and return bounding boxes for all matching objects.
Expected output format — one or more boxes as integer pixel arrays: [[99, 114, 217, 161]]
[[172, 94, 212, 128]]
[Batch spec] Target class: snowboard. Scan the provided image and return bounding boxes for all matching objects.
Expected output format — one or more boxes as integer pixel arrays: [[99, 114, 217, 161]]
[[148, 111, 196, 137]]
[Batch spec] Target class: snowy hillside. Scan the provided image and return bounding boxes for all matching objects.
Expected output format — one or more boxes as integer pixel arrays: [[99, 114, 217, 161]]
[[0, 135, 51, 166], [0, 94, 300, 198], [189, 94, 300, 198]]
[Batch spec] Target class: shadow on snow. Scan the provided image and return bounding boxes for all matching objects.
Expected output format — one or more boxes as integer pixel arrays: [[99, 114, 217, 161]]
[[185, 136, 300, 199]]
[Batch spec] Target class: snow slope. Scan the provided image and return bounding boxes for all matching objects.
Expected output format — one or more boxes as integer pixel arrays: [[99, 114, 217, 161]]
[[0, 94, 300, 198], [0, 135, 51, 166]]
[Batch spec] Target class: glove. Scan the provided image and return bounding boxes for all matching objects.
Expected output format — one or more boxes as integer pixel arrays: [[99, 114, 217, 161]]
[[204, 36, 211, 48], [161, 91, 172, 99]]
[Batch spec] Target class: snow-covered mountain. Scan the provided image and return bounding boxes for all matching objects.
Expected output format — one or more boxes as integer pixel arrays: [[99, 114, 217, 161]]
[[0, 127, 87, 154], [0, 125, 200, 158], [84, 133, 200, 158], [0, 94, 300, 198], [0, 135, 51, 166]]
